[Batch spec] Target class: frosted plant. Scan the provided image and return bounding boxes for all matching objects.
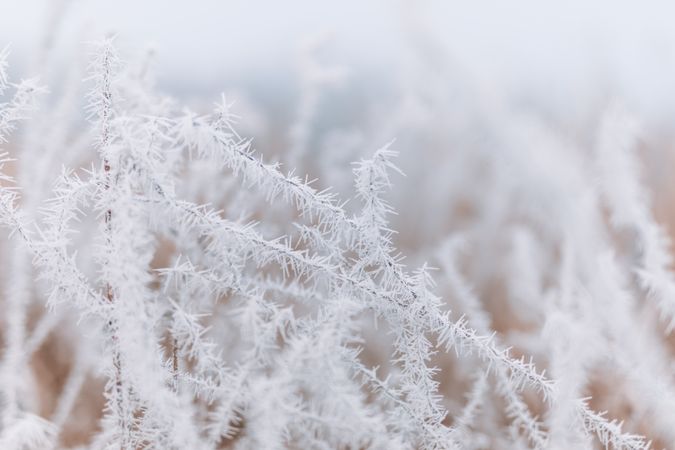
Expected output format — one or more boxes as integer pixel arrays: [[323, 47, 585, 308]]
[[0, 33, 673, 450]]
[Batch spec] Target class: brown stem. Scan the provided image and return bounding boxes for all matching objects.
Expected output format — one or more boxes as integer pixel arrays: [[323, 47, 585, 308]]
[[172, 335, 179, 387], [103, 156, 129, 449]]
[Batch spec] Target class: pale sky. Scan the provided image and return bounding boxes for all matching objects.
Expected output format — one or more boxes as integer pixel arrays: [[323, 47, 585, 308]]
[[3, 0, 675, 121]]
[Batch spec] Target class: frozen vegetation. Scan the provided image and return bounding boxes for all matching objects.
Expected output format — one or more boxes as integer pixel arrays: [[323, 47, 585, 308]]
[[1, 6, 675, 450]]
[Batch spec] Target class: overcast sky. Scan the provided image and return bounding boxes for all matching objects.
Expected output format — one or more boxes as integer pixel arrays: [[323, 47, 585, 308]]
[[3, 0, 675, 121]]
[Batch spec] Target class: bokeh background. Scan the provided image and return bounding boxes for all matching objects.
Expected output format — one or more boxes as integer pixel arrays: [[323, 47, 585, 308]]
[[7, 0, 675, 255]]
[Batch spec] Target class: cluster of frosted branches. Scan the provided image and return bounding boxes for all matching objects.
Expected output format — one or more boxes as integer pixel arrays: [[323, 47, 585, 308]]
[[0, 34, 672, 450]]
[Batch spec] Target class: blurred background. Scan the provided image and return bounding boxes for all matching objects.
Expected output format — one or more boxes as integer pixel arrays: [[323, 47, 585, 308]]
[[8, 0, 675, 253], [5, 0, 675, 119], [5, 0, 675, 236]]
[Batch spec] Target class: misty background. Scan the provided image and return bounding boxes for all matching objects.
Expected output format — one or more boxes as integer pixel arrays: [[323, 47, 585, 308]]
[[3, 0, 675, 256], [3, 1, 675, 119]]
